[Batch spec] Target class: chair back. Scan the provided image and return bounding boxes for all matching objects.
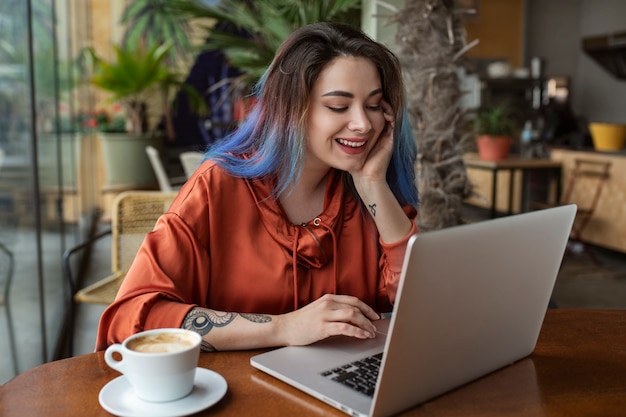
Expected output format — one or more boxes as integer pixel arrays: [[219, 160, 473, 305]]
[[560, 159, 611, 252], [145, 145, 174, 192], [560, 159, 611, 210], [111, 191, 178, 273], [179, 151, 204, 179]]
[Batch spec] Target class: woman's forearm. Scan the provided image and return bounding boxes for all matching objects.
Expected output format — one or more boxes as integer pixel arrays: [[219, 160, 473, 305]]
[[355, 181, 413, 244], [182, 294, 381, 351], [182, 306, 281, 352]]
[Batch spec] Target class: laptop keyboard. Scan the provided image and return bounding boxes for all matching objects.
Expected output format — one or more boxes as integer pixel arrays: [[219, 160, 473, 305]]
[[320, 352, 383, 397]]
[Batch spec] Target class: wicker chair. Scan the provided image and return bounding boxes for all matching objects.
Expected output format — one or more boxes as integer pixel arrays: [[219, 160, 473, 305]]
[[64, 191, 177, 353]]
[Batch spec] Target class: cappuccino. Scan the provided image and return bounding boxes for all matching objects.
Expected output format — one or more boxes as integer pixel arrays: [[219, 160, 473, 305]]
[[105, 328, 202, 402], [128, 331, 196, 353]]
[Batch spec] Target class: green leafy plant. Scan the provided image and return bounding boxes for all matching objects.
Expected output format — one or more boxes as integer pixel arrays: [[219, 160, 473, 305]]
[[119, 0, 194, 65], [475, 105, 516, 137], [168, 0, 361, 93], [82, 42, 205, 138]]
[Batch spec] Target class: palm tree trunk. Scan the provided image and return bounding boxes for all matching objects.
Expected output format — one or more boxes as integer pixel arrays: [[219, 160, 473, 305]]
[[393, 0, 473, 231]]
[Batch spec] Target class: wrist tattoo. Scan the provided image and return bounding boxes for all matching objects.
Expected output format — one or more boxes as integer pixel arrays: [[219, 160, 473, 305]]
[[368, 203, 377, 217]]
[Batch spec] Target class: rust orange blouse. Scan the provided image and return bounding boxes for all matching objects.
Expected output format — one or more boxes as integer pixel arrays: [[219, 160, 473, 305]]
[[96, 161, 418, 350]]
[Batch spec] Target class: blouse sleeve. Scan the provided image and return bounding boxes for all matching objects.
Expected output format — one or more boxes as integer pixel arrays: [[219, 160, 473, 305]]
[[95, 188, 212, 351], [378, 206, 419, 305]]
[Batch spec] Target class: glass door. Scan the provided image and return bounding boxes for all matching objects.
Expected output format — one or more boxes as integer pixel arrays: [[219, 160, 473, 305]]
[[0, 0, 97, 383]]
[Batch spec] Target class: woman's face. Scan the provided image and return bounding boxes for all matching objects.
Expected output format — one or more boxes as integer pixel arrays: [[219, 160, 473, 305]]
[[305, 56, 386, 175]]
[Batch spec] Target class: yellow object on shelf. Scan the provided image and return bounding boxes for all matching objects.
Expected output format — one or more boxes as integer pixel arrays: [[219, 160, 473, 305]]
[[589, 123, 626, 151]]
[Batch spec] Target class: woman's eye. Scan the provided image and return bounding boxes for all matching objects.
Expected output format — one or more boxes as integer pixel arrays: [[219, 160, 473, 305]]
[[325, 103, 380, 112]]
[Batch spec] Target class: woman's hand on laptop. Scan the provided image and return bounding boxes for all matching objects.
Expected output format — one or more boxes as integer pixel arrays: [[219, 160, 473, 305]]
[[277, 294, 380, 346]]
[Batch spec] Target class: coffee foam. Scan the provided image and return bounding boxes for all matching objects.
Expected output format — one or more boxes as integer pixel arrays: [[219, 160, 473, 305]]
[[128, 332, 195, 353]]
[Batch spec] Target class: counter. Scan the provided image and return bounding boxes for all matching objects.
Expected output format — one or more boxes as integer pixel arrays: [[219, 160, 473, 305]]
[[550, 148, 626, 254]]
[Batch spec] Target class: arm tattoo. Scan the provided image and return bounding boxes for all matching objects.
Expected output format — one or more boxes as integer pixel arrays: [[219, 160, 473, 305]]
[[368, 203, 377, 217], [182, 308, 272, 352], [240, 313, 272, 323], [201, 340, 217, 352], [182, 308, 235, 352]]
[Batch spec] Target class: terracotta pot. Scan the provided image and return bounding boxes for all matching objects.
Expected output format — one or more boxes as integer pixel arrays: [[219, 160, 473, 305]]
[[476, 135, 512, 161]]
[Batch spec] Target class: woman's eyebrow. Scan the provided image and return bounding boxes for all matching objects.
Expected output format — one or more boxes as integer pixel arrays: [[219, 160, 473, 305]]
[[321, 88, 383, 98]]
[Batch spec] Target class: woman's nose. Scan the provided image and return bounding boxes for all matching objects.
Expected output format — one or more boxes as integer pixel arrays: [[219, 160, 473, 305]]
[[347, 108, 372, 133]]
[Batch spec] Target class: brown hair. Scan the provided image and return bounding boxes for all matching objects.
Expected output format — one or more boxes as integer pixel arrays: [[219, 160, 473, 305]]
[[259, 21, 405, 132]]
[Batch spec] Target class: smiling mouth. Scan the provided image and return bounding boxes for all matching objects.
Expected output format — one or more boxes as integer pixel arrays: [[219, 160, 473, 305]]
[[336, 138, 367, 148]]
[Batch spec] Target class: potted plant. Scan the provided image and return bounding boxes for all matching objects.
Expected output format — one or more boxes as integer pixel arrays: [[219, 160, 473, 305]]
[[474, 105, 517, 161], [82, 42, 205, 187]]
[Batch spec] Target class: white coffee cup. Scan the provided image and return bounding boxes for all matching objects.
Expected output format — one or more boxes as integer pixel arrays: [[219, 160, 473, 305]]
[[104, 328, 202, 402]]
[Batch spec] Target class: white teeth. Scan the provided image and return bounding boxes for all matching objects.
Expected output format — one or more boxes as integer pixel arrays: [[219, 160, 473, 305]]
[[337, 139, 365, 148]]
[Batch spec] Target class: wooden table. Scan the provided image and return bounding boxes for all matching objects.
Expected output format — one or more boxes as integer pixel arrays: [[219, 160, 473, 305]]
[[464, 153, 562, 218], [2, 309, 626, 416]]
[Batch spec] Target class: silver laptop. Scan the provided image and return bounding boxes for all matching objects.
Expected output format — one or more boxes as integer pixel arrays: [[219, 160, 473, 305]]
[[251, 204, 576, 417]]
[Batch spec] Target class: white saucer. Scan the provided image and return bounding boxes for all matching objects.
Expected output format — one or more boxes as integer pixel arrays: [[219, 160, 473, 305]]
[[99, 367, 228, 417]]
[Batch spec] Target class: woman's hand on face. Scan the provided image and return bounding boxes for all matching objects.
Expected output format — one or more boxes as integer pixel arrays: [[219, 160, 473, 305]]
[[349, 100, 395, 187], [277, 294, 380, 346]]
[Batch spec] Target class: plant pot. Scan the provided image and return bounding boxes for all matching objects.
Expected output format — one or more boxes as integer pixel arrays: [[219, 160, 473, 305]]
[[589, 123, 626, 151], [476, 135, 512, 161], [99, 132, 160, 187]]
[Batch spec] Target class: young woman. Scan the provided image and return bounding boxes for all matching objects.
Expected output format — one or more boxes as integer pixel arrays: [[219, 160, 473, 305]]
[[96, 22, 419, 352]]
